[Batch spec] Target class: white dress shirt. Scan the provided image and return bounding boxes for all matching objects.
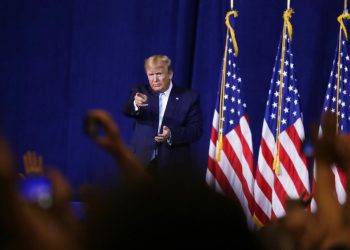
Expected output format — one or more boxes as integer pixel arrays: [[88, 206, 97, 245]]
[[158, 82, 173, 133]]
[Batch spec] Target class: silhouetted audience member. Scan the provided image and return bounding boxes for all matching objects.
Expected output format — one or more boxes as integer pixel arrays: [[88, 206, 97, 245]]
[[0, 109, 258, 250], [84, 109, 257, 249], [0, 138, 82, 250], [7, 109, 350, 250]]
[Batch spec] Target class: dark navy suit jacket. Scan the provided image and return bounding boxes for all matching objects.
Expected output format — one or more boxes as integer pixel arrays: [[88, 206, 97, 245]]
[[123, 84, 202, 174]]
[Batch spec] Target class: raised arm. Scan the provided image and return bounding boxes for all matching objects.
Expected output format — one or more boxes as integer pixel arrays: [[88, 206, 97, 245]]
[[86, 109, 151, 183], [22, 151, 45, 176]]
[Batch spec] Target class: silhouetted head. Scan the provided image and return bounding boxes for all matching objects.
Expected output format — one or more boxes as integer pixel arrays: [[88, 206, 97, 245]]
[[86, 174, 257, 249]]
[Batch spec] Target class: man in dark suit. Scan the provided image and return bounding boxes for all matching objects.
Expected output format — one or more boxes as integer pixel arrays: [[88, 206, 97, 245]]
[[123, 55, 202, 176]]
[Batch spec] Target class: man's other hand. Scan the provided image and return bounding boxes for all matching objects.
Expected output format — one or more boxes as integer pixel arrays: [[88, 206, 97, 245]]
[[155, 126, 171, 142]]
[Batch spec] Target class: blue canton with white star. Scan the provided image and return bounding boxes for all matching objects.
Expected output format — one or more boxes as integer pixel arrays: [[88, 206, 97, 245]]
[[323, 26, 350, 133], [264, 28, 302, 138], [216, 17, 248, 136]]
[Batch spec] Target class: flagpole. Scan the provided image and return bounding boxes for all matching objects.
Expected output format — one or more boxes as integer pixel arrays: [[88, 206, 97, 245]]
[[274, 18, 288, 176], [273, 8, 293, 175], [216, 30, 230, 161], [287, 0, 291, 9], [231, 0, 234, 10], [345, 0, 348, 14], [336, 1, 349, 133]]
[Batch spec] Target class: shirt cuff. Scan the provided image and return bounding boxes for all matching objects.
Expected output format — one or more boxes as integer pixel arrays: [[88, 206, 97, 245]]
[[167, 131, 172, 146], [133, 100, 139, 111]]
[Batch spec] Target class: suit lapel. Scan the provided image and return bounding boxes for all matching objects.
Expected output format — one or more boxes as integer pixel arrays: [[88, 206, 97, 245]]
[[162, 86, 180, 127]]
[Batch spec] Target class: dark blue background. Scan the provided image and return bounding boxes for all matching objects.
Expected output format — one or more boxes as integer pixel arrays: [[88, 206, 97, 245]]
[[0, 0, 343, 191]]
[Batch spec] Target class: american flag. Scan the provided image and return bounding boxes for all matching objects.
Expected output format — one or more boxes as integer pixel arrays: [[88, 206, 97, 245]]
[[206, 11, 256, 228], [315, 13, 350, 206], [253, 9, 310, 225]]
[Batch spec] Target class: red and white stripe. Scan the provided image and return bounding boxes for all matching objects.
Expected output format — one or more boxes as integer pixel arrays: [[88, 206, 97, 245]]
[[332, 166, 347, 204], [206, 110, 256, 228], [311, 130, 347, 212], [253, 118, 310, 225], [311, 165, 347, 212]]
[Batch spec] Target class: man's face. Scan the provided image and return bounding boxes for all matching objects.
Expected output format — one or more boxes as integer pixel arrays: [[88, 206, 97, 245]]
[[146, 63, 173, 93]]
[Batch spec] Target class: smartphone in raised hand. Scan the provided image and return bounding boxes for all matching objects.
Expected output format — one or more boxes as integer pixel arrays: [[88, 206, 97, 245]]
[[84, 114, 105, 138], [18, 175, 53, 209]]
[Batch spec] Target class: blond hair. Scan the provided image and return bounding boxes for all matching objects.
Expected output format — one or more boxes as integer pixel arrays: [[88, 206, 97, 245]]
[[144, 55, 173, 73]]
